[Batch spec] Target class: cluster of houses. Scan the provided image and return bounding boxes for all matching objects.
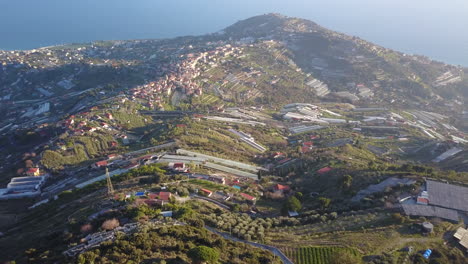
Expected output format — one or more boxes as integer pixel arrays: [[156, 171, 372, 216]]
[[59, 111, 122, 137], [187, 172, 261, 204], [128, 44, 243, 110]]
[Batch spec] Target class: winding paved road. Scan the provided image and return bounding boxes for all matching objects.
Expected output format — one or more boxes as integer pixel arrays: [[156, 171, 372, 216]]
[[205, 226, 293, 264]]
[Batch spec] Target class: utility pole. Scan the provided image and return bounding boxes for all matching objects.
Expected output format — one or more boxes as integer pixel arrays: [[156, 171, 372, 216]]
[[106, 167, 114, 196]]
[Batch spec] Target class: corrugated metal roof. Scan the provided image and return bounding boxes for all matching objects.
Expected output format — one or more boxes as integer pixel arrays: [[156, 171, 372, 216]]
[[427, 180, 468, 212], [402, 204, 459, 222]]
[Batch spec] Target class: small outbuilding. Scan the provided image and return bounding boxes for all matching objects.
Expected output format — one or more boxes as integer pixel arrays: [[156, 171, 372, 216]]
[[454, 227, 468, 252], [26, 168, 40, 176]]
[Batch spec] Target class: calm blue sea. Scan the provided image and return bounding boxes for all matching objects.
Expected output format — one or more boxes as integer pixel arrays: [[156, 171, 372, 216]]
[[1, 0, 467, 66]]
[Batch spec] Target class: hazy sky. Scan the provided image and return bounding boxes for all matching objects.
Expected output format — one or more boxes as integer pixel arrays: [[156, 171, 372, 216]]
[[1, 0, 467, 65]]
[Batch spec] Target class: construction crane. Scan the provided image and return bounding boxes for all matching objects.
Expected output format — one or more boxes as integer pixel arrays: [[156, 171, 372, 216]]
[[106, 167, 114, 196]]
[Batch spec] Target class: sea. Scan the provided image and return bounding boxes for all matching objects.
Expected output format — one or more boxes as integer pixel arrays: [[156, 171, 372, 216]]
[[1, 0, 467, 66]]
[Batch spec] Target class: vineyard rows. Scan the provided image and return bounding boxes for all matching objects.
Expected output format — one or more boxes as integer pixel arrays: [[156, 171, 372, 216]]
[[282, 246, 359, 264]]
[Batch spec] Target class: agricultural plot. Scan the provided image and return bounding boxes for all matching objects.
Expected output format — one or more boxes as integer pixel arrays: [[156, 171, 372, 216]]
[[282, 246, 359, 264], [198, 94, 219, 105], [191, 93, 220, 107]]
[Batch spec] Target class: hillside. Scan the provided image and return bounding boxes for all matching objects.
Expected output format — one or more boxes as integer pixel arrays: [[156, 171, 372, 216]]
[[0, 13, 467, 264]]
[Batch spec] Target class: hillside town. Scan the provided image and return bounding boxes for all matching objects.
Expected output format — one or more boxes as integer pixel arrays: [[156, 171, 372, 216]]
[[0, 13, 467, 264]]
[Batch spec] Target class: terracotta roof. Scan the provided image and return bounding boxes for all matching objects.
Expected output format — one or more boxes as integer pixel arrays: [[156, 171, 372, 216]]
[[317, 167, 332, 174], [301, 146, 311, 153], [158, 192, 172, 201], [173, 163, 185, 168], [275, 184, 290, 191], [148, 192, 171, 201], [240, 193, 256, 201], [95, 160, 108, 167], [200, 188, 212, 194], [417, 197, 429, 204]]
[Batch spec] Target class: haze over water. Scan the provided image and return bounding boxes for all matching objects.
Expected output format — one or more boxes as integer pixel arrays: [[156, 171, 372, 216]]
[[1, 0, 467, 66]]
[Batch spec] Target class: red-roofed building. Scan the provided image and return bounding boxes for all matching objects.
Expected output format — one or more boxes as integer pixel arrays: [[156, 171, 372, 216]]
[[317, 167, 332, 174], [26, 168, 40, 176], [301, 146, 312, 153], [301, 142, 314, 153], [105, 113, 113, 120], [63, 118, 74, 128], [240, 193, 256, 202], [94, 160, 108, 168], [273, 184, 291, 196], [158, 192, 172, 201], [107, 154, 120, 160], [148, 192, 172, 201], [200, 189, 213, 197], [148, 193, 158, 199], [169, 162, 188, 172], [138, 155, 152, 161], [417, 197, 429, 205], [273, 152, 285, 159], [275, 184, 291, 191]]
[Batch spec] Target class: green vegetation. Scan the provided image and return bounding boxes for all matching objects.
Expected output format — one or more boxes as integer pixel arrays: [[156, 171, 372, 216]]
[[42, 133, 114, 170], [75, 225, 279, 264], [125, 204, 161, 221], [190, 93, 220, 109], [282, 196, 302, 214], [203, 212, 301, 242], [329, 250, 362, 264], [109, 102, 148, 129], [198, 42, 319, 106], [284, 247, 360, 264], [3, 15, 468, 264], [188, 246, 220, 264], [189, 179, 238, 193]]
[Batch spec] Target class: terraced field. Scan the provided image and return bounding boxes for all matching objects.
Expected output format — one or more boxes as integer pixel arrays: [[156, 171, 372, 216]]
[[282, 246, 359, 264]]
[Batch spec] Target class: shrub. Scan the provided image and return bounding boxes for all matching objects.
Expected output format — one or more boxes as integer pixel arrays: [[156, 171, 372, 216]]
[[80, 224, 93, 234], [101, 218, 119, 230], [187, 246, 219, 264]]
